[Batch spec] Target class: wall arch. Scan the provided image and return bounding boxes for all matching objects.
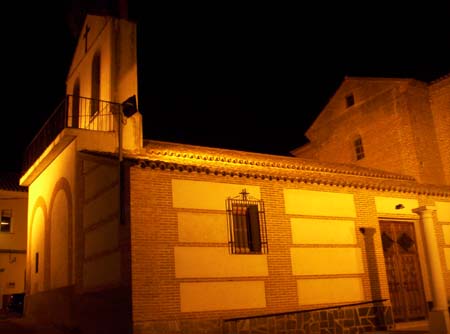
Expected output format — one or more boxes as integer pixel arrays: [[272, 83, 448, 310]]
[[48, 177, 74, 289], [29, 197, 47, 294]]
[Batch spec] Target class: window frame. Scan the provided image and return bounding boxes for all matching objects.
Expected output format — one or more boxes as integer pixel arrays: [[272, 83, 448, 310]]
[[1, 209, 12, 233], [90, 50, 101, 117], [353, 135, 365, 160]]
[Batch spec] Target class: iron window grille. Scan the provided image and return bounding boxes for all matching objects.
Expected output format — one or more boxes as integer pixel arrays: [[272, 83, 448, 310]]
[[226, 189, 268, 254]]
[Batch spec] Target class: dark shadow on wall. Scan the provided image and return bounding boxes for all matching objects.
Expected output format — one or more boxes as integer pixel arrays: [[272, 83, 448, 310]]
[[361, 227, 392, 330]]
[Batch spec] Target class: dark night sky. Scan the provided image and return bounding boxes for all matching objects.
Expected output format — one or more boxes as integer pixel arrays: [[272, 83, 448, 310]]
[[2, 2, 449, 175]]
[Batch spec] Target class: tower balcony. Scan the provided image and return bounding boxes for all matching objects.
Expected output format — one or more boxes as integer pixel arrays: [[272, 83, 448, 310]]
[[21, 95, 121, 185]]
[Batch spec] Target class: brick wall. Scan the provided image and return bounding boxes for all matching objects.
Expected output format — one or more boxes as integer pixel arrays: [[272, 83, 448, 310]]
[[297, 81, 419, 178], [404, 81, 445, 184], [429, 76, 450, 185], [128, 162, 437, 333]]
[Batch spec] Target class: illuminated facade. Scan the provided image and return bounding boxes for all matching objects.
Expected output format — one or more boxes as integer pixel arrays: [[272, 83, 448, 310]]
[[19, 14, 450, 334], [0, 172, 27, 311]]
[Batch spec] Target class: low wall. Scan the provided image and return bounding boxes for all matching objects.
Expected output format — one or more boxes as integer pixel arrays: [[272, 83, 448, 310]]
[[224, 301, 393, 334], [134, 301, 393, 334]]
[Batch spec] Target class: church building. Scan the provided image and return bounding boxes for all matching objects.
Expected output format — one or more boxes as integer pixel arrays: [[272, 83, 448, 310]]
[[19, 13, 450, 334]]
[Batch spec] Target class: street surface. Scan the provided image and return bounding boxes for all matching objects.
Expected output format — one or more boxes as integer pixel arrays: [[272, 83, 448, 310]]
[[0, 315, 69, 334]]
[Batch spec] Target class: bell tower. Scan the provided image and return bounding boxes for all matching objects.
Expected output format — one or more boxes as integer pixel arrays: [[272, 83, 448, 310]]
[[66, 13, 142, 153]]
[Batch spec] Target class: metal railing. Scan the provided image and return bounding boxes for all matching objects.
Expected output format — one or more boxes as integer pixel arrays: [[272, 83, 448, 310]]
[[23, 95, 121, 172]]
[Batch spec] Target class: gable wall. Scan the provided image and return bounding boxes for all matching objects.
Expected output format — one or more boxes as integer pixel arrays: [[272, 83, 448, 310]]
[[67, 16, 113, 103], [66, 15, 138, 109], [296, 79, 447, 185], [306, 80, 400, 142], [303, 83, 414, 176]]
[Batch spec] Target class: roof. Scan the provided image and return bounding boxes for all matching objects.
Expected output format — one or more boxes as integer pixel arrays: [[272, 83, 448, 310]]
[[140, 139, 414, 180], [344, 76, 416, 83], [429, 72, 450, 85], [0, 171, 28, 192], [81, 140, 450, 198]]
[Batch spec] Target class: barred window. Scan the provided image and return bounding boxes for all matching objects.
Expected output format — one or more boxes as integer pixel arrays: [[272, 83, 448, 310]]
[[1, 209, 12, 233], [226, 189, 268, 254]]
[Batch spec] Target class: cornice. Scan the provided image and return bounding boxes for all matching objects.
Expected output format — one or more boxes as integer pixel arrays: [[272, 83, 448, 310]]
[[140, 140, 416, 181], [129, 157, 450, 198]]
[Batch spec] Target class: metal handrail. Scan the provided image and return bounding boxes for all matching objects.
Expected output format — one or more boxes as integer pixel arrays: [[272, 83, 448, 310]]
[[23, 95, 121, 172]]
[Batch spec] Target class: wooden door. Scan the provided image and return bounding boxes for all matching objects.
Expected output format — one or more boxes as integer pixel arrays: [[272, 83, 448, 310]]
[[380, 221, 428, 322]]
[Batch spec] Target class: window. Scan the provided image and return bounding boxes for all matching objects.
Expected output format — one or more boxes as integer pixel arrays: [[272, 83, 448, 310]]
[[91, 51, 101, 116], [345, 93, 355, 108], [1, 209, 12, 232], [354, 135, 365, 160], [71, 79, 80, 128], [226, 189, 268, 254], [35, 253, 39, 273]]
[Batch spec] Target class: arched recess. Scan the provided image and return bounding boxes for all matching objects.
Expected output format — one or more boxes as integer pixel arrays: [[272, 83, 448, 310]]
[[29, 197, 48, 295], [48, 177, 74, 289]]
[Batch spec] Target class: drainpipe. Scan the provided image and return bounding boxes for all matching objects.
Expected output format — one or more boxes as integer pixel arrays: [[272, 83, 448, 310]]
[[118, 106, 125, 225]]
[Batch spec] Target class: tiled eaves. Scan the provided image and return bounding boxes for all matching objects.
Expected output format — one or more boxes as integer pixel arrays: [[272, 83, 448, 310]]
[[121, 140, 450, 198], [142, 140, 415, 181], [80, 149, 450, 197], [130, 158, 450, 198]]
